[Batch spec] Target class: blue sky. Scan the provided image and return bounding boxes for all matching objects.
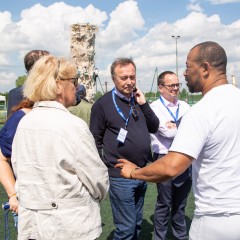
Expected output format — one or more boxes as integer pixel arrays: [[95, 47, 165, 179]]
[[0, 0, 240, 92]]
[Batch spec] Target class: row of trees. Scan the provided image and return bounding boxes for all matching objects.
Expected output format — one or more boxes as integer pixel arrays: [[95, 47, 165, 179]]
[[1, 75, 202, 106], [145, 88, 202, 104]]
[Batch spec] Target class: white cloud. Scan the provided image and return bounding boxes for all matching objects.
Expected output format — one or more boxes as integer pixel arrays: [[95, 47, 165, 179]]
[[187, 0, 204, 12], [0, 54, 10, 65], [0, 2, 108, 91], [0, 71, 17, 90], [207, 0, 240, 4], [0, 2, 108, 54], [0, 1, 240, 92], [0, 11, 12, 32], [17, 2, 108, 55], [97, 11, 240, 91], [99, 0, 145, 49]]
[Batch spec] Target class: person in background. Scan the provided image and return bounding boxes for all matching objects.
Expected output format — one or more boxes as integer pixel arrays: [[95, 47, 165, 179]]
[[68, 84, 93, 126], [116, 41, 240, 240], [90, 57, 159, 239], [7, 86, 23, 117], [0, 49, 49, 216], [150, 71, 192, 240], [7, 50, 50, 117], [0, 99, 33, 213], [12, 55, 109, 240]]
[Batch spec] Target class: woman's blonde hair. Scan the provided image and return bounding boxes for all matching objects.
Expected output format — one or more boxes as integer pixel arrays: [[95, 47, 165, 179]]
[[23, 55, 77, 102]]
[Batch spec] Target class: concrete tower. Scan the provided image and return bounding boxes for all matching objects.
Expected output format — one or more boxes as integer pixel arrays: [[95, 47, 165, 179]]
[[70, 23, 98, 101]]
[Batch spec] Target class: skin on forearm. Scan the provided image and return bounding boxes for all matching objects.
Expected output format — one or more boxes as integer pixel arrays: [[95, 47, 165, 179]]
[[117, 152, 193, 183], [0, 153, 19, 213], [0, 154, 16, 197]]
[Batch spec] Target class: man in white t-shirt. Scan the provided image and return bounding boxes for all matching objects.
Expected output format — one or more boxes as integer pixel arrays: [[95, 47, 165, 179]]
[[150, 71, 191, 240], [116, 41, 240, 240]]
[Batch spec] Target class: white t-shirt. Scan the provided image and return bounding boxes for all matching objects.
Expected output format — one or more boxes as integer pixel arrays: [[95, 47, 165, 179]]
[[170, 84, 240, 215]]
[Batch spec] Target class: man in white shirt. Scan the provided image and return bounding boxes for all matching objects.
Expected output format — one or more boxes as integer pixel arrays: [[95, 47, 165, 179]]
[[150, 71, 192, 240], [116, 41, 240, 240]]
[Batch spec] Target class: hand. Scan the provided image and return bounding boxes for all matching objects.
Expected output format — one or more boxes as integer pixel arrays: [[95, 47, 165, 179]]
[[9, 195, 19, 214], [134, 88, 146, 105], [115, 159, 138, 178], [165, 121, 177, 129]]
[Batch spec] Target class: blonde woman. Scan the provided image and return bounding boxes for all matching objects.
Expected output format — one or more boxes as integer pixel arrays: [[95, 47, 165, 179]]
[[12, 55, 109, 240]]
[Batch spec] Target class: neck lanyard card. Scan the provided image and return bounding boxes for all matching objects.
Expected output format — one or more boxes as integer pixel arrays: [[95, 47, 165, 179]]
[[112, 89, 130, 143], [117, 128, 128, 143]]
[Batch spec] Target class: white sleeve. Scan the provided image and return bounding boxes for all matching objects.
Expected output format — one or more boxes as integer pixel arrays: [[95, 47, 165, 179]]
[[169, 106, 210, 160], [73, 124, 109, 201]]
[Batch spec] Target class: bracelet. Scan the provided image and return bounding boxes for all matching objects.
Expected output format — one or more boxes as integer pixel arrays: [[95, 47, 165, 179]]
[[8, 193, 17, 198], [130, 167, 140, 179]]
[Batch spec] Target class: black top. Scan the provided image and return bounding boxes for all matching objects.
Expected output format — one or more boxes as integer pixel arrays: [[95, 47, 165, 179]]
[[90, 91, 159, 178]]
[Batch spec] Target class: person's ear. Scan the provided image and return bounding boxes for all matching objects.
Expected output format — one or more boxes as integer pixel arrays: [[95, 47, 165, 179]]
[[158, 84, 163, 93], [202, 62, 210, 78], [56, 80, 63, 95]]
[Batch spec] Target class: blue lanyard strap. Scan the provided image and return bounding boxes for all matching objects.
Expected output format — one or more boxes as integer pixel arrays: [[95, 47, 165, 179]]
[[160, 96, 179, 122], [112, 89, 132, 129]]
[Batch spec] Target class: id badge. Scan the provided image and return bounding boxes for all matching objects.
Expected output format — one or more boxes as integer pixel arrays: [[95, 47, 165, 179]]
[[117, 128, 128, 143]]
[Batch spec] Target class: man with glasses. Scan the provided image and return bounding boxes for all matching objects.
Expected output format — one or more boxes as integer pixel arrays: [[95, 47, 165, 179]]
[[90, 57, 159, 240], [150, 71, 192, 240]]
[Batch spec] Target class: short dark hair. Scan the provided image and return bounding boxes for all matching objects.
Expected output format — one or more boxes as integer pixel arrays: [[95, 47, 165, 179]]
[[24, 50, 50, 73], [157, 71, 176, 86], [192, 41, 227, 73], [110, 57, 136, 80]]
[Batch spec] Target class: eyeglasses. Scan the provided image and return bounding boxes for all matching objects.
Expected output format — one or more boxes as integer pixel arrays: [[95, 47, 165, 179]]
[[129, 100, 139, 118], [56, 59, 79, 87], [161, 83, 182, 89], [59, 76, 79, 87]]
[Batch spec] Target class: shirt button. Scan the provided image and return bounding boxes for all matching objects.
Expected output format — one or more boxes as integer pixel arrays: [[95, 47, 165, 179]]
[[52, 202, 56, 207]]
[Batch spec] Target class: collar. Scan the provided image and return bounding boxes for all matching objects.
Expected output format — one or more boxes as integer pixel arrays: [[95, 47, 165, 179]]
[[160, 96, 179, 107], [33, 101, 69, 112], [114, 88, 133, 102]]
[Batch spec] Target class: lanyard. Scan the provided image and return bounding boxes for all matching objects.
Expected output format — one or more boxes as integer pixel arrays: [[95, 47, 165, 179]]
[[159, 96, 179, 122], [112, 89, 133, 129]]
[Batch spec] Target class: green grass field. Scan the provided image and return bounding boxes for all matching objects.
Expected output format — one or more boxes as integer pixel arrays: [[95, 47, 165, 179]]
[[1, 182, 194, 240]]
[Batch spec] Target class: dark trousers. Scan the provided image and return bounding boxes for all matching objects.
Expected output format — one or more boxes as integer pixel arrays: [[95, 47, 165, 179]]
[[153, 153, 192, 240]]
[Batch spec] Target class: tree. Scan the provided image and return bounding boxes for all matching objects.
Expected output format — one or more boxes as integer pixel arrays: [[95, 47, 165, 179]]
[[94, 91, 103, 102], [179, 88, 188, 101], [16, 75, 27, 87]]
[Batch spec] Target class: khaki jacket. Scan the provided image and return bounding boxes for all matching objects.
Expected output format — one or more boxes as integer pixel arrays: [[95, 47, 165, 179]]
[[12, 101, 109, 240]]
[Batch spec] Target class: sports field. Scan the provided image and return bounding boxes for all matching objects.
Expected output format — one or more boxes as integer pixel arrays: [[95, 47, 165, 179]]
[[0, 182, 194, 240]]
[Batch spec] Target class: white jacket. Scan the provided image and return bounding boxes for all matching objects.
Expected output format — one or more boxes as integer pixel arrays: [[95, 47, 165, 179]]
[[12, 101, 109, 240]]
